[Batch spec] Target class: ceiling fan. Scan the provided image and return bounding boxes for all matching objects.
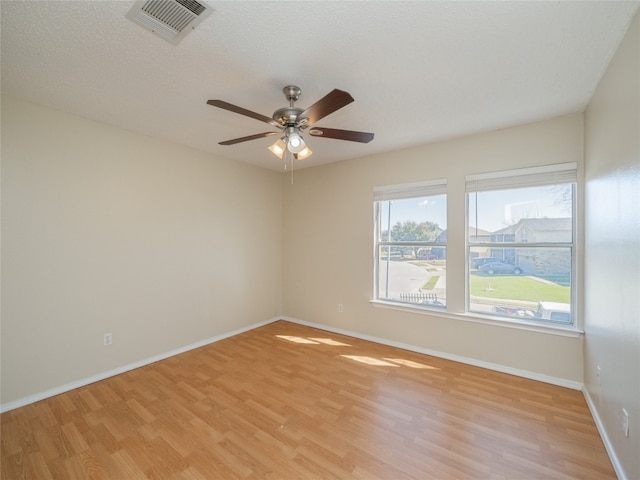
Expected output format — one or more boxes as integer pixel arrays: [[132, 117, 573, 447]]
[[207, 85, 374, 161]]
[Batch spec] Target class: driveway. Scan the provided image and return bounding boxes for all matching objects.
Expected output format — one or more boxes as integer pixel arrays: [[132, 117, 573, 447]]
[[378, 260, 430, 298]]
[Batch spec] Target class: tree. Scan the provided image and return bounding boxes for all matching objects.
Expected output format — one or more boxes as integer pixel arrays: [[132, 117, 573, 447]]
[[382, 221, 442, 257], [550, 184, 573, 213]]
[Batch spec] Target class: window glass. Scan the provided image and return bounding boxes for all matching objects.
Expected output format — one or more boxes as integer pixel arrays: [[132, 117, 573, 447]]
[[468, 185, 573, 243], [467, 183, 574, 324], [375, 194, 447, 309]]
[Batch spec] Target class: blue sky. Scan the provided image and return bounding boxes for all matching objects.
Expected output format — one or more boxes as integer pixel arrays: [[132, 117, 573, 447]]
[[381, 185, 572, 234]]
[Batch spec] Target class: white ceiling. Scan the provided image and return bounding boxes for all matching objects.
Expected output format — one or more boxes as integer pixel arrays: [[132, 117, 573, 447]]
[[2, 1, 638, 171]]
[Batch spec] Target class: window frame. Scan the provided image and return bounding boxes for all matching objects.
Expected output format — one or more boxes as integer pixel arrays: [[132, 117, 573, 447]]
[[370, 164, 582, 336], [373, 179, 447, 311], [465, 163, 578, 327]]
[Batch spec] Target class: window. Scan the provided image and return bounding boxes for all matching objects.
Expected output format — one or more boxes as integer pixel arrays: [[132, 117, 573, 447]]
[[466, 163, 576, 325], [374, 180, 447, 309]]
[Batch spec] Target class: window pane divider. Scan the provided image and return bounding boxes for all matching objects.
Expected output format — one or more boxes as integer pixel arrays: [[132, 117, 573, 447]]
[[468, 242, 573, 248], [378, 241, 446, 247]]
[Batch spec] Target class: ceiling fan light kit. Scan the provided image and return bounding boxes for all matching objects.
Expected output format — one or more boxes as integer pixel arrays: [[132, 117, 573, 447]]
[[207, 85, 374, 165], [295, 146, 312, 160], [268, 138, 287, 159], [285, 131, 305, 154]]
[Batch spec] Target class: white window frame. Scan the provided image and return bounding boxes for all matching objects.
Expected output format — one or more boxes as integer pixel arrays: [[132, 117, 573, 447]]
[[465, 163, 578, 326], [373, 179, 447, 310]]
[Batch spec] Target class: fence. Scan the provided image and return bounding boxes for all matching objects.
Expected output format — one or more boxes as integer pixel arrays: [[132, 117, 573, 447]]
[[399, 292, 439, 304]]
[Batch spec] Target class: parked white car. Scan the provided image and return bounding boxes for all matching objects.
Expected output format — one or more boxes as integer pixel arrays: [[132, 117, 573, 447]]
[[492, 301, 571, 323], [537, 301, 571, 323]]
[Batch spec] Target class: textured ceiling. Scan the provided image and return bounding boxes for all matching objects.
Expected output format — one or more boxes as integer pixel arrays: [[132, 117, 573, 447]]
[[1, 1, 638, 171]]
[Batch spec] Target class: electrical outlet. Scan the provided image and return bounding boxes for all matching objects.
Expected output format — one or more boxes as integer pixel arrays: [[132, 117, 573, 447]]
[[103, 332, 113, 347], [596, 365, 601, 384], [338, 304, 344, 313], [622, 409, 629, 437]]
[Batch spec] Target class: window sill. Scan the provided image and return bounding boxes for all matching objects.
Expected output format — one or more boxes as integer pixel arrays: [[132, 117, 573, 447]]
[[369, 300, 584, 338]]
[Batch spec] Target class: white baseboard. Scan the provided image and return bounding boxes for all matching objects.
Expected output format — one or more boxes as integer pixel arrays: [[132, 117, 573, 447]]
[[0, 317, 280, 413], [279, 316, 584, 391], [582, 387, 626, 480]]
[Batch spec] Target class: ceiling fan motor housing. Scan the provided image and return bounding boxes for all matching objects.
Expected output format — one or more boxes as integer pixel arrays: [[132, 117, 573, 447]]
[[273, 107, 304, 127], [273, 85, 307, 129]]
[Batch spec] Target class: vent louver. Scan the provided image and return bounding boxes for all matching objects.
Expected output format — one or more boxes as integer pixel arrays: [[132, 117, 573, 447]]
[[126, 0, 212, 45]]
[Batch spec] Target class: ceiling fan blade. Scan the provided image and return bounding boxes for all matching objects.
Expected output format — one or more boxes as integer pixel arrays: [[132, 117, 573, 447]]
[[308, 127, 374, 143], [207, 100, 281, 128], [297, 89, 354, 128], [219, 131, 279, 145]]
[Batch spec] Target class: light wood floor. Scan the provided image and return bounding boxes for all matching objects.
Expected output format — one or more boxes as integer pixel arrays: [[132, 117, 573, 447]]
[[2, 320, 615, 479]]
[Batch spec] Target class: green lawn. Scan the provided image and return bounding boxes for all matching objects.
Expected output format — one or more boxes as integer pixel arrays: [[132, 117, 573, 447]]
[[470, 274, 569, 303], [422, 276, 440, 290]]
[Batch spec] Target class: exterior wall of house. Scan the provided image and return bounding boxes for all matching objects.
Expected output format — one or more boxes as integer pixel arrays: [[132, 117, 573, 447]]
[[490, 219, 573, 276], [514, 248, 570, 278], [282, 113, 585, 384], [584, 11, 640, 480], [517, 221, 572, 275], [1, 96, 283, 407]]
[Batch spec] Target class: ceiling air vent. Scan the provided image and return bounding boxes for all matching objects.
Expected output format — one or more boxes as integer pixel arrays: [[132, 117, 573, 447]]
[[126, 0, 212, 45]]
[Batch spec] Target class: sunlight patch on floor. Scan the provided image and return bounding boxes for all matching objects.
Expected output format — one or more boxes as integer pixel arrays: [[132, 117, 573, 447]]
[[309, 338, 352, 346], [383, 358, 440, 370], [276, 335, 351, 346], [341, 355, 400, 367], [275, 335, 441, 371], [276, 335, 320, 344]]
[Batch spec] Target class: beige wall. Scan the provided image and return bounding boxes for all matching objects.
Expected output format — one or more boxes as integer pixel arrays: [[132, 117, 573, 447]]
[[584, 11, 640, 480], [1, 96, 283, 406], [282, 114, 585, 383]]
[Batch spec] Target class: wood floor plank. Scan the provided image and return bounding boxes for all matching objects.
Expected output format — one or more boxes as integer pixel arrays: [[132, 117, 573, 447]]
[[1, 320, 616, 479]]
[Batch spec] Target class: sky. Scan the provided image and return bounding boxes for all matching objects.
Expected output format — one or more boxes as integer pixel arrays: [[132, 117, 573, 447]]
[[381, 185, 572, 234]]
